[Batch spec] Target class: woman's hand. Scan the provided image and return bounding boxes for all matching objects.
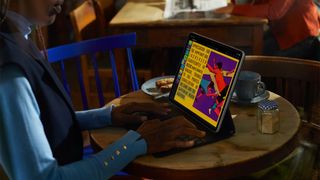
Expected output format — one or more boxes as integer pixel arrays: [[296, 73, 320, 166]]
[[137, 116, 206, 154], [111, 102, 171, 127]]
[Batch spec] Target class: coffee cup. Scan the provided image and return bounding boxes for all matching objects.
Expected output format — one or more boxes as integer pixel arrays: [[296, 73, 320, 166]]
[[235, 71, 266, 100]]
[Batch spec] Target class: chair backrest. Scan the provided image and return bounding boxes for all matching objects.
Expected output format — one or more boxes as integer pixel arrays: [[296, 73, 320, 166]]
[[242, 56, 320, 127], [47, 33, 139, 110], [69, 0, 109, 109], [69, 0, 106, 41]]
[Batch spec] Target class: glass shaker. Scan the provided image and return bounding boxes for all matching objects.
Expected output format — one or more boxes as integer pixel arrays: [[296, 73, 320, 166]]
[[257, 100, 280, 134]]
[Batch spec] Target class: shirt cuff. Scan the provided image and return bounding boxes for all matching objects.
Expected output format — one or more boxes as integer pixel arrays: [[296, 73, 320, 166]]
[[92, 130, 147, 179], [134, 138, 147, 156], [75, 105, 115, 130], [94, 130, 147, 159], [95, 105, 115, 126]]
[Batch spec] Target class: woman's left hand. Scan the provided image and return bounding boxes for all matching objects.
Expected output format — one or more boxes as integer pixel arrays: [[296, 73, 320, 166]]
[[110, 102, 171, 127]]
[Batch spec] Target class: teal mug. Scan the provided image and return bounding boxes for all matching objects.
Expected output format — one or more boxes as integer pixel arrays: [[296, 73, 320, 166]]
[[235, 71, 266, 100]]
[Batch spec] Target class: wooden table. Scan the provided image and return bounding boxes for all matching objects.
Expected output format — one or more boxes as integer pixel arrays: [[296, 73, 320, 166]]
[[90, 91, 301, 179], [108, 0, 268, 54]]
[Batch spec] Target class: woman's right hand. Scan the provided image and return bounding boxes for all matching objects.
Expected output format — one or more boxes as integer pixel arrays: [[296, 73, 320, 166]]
[[137, 116, 206, 154]]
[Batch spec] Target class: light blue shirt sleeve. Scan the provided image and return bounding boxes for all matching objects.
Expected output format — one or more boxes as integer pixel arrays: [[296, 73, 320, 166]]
[[75, 105, 115, 130], [0, 65, 147, 180]]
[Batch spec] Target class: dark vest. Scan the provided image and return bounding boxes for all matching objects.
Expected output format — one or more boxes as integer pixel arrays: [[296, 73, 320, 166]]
[[0, 20, 83, 165]]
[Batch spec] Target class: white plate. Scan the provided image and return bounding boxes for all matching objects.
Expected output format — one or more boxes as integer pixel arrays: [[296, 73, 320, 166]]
[[141, 75, 175, 97]]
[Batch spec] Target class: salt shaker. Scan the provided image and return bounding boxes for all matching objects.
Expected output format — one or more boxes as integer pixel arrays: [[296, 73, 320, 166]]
[[257, 100, 280, 134]]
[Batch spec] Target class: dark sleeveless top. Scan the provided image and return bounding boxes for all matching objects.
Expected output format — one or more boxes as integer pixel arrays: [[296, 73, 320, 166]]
[[0, 20, 83, 165]]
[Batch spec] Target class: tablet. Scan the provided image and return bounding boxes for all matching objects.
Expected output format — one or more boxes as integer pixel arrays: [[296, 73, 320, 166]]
[[169, 33, 245, 133]]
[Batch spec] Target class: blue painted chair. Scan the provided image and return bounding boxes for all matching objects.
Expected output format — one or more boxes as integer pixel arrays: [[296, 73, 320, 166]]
[[47, 33, 140, 110]]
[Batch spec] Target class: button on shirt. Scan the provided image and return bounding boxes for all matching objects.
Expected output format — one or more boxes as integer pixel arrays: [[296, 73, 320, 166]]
[[0, 11, 147, 180]]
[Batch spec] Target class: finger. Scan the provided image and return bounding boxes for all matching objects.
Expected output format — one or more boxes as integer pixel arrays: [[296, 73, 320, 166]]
[[161, 103, 171, 108], [138, 103, 171, 114], [126, 102, 171, 115], [137, 119, 162, 133], [164, 116, 197, 128], [170, 127, 206, 138], [165, 140, 195, 149], [140, 118, 162, 127], [175, 140, 195, 148], [121, 114, 148, 124]]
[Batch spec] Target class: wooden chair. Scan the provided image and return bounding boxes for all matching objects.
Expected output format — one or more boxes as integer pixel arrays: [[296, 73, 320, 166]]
[[70, 0, 106, 41], [47, 33, 139, 108], [69, 0, 108, 108], [242, 56, 320, 127], [241, 56, 320, 179], [47, 33, 139, 151], [69, 0, 151, 107]]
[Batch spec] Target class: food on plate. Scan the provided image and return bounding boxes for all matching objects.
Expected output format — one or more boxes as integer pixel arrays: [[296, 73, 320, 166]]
[[159, 83, 173, 93], [155, 78, 174, 93], [155, 78, 174, 88]]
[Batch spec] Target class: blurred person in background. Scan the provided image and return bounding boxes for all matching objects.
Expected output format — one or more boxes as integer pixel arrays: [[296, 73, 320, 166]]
[[216, 0, 320, 61]]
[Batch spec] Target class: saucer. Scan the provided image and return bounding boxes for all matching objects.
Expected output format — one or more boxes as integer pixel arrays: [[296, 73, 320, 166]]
[[231, 91, 270, 105]]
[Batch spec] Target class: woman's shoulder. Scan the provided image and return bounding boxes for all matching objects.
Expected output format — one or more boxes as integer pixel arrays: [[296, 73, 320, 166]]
[[0, 64, 26, 82]]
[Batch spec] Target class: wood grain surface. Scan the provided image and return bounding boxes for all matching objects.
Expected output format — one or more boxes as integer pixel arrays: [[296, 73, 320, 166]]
[[90, 91, 300, 179]]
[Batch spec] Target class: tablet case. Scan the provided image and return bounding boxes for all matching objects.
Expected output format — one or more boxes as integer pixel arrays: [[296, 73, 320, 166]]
[[153, 108, 235, 157]]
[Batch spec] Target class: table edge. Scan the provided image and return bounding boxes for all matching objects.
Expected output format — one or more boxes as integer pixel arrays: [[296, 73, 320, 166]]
[[125, 131, 300, 179], [90, 91, 301, 179]]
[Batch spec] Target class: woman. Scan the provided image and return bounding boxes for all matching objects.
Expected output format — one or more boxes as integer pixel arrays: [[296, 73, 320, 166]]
[[0, 0, 205, 179], [216, 0, 320, 60]]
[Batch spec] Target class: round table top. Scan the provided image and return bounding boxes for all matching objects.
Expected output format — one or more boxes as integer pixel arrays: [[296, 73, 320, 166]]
[[90, 91, 301, 179]]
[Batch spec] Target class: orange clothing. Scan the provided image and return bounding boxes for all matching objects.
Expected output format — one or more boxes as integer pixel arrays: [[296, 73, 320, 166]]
[[231, 0, 320, 50], [207, 64, 227, 92]]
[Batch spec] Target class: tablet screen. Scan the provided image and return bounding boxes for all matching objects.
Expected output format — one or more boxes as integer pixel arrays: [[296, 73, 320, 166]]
[[170, 33, 244, 131]]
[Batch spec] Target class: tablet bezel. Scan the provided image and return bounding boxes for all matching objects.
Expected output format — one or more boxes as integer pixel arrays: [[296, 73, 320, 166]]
[[169, 32, 245, 133]]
